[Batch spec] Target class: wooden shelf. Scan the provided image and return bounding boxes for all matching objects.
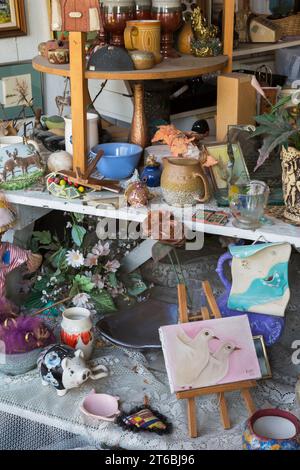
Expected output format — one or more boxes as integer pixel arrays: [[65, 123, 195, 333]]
[[6, 188, 300, 248], [233, 38, 300, 58], [33, 54, 228, 81]]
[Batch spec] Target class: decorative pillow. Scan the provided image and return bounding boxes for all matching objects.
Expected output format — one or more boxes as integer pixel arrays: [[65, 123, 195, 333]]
[[116, 406, 172, 435]]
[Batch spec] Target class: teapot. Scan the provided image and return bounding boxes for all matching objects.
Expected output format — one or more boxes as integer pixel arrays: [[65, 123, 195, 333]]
[[160, 157, 209, 207]]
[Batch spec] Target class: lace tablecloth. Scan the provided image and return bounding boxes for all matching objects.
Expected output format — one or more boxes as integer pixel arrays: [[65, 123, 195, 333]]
[[0, 307, 299, 450]]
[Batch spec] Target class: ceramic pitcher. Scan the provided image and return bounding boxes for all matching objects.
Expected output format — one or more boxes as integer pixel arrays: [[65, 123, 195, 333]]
[[61, 307, 94, 359], [161, 157, 209, 206]]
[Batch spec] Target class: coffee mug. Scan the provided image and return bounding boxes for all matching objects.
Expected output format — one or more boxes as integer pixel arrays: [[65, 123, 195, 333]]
[[124, 19, 162, 64]]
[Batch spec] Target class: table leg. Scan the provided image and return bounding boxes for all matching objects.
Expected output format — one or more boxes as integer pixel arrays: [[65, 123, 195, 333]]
[[130, 82, 149, 149]]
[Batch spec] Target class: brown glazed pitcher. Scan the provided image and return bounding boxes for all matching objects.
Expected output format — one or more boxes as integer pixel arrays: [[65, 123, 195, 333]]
[[161, 158, 210, 206]]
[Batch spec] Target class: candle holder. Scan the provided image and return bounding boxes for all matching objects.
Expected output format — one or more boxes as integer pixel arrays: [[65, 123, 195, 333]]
[[151, 0, 182, 58], [102, 0, 135, 47]]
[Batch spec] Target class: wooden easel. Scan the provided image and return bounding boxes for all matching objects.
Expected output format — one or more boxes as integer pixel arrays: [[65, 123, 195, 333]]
[[176, 281, 257, 438]]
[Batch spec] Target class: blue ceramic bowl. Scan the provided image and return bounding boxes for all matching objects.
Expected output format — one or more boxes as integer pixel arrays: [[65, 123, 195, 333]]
[[91, 143, 143, 180]]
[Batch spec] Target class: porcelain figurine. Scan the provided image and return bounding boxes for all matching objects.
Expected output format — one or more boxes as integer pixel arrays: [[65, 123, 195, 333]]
[[190, 7, 222, 58], [0, 193, 42, 320], [60, 307, 94, 359], [141, 155, 162, 187], [80, 389, 121, 421], [243, 409, 300, 450], [38, 344, 108, 396], [51, 0, 101, 33]]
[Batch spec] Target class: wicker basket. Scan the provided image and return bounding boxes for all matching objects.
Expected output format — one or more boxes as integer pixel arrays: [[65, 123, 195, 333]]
[[270, 13, 300, 37]]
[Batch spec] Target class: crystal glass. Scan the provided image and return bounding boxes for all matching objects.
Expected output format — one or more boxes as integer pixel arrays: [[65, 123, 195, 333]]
[[102, 0, 135, 47], [151, 0, 182, 58], [135, 0, 152, 19], [229, 180, 270, 229]]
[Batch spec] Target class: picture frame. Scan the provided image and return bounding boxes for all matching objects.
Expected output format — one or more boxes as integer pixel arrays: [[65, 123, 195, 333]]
[[0, 0, 27, 38], [253, 335, 272, 380], [206, 141, 249, 185], [0, 62, 43, 120]]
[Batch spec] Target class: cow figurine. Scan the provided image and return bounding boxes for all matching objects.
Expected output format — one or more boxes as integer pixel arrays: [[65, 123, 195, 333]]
[[38, 344, 108, 396]]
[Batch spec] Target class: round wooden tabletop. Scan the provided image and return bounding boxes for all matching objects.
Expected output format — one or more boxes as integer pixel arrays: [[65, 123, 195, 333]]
[[33, 54, 228, 81]]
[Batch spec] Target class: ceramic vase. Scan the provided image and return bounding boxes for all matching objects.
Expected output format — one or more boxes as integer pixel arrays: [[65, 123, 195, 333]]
[[281, 146, 300, 223], [130, 83, 149, 148], [102, 0, 135, 47], [243, 409, 300, 450], [61, 308, 94, 359], [177, 18, 193, 55], [151, 0, 182, 58], [161, 157, 209, 206]]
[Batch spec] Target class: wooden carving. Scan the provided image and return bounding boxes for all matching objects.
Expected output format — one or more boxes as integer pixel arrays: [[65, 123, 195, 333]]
[[51, 0, 101, 32]]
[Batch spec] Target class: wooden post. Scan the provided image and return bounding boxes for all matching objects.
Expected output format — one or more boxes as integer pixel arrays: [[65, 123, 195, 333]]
[[223, 0, 235, 73], [69, 31, 88, 174]]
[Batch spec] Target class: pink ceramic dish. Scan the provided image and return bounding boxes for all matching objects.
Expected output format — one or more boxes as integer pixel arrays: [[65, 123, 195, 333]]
[[80, 389, 120, 422]]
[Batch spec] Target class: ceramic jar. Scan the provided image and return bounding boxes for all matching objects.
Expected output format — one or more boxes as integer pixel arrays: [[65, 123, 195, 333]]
[[61, 308, 94, 359], [102, 0, 135, 47], [177, 18, 193, 55], [48, 48, 69, 64], [124, 19, 162, 64], [281, 146, 300, 223], [151, 0, 182, 58], [243, 409, 300, 450], [141, 158, 162, 187], [161, 157, 209, 206]]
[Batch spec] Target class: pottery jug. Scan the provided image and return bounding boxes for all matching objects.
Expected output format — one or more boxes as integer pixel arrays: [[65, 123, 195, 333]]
[[161, 157, 209, 206], [61, 307, 94, 359], [124, 19, 162, 64], [281, 146, 300, 223], [243, 409, 300, 450]]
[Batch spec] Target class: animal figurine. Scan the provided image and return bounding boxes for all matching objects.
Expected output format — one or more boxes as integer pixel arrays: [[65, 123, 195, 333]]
[[190, 7, 222, 57], [38, 344, 108, 396]]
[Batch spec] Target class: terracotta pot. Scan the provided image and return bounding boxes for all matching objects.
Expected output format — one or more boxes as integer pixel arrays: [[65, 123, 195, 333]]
[[281, 146, 300, 223], [161, 157, 209, 206]]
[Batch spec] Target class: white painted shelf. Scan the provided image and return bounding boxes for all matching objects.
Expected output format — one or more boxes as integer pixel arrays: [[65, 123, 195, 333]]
[[5, 188, 300, 248], [233, 38, 300, 57]]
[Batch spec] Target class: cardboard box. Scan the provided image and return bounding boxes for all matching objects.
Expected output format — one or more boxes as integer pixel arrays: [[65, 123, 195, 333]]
[[216, 73, 256, 142]]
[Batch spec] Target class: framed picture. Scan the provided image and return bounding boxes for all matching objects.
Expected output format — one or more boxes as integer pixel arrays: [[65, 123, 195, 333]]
[[0, 0, 27, 38], [253, 335, 272, 380], [206, 143, 250, 191], [0, 62, 43, 120]]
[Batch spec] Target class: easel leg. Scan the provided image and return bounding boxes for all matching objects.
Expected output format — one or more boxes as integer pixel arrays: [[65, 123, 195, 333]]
[[187, 397, 198, 438], [241, 388, 256, 415], [219, 392, 231, 429]]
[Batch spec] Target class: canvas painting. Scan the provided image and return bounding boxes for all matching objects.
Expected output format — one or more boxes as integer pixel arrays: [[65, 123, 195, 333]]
[[159, 315, 262, 393], [0, 1, 27, 38], [0, 0, 16, 27], [1, 73, 32, 108]]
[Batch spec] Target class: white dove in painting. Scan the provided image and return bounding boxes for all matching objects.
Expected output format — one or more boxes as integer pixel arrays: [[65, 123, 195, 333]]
[[174, 328, 218, 388], [193, 341, 241, 388]]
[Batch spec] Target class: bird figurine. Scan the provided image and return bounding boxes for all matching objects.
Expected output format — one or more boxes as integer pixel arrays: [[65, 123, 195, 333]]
[[174, 328, 218, 388], [193, 341, 241, 388], [191, 7, 222, 58]]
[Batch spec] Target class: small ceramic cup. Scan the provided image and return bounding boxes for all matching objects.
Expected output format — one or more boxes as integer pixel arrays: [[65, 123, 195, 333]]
[[243, 409, 300, 450], [61, 308, 94, 359], [80, 389, 121, 421]]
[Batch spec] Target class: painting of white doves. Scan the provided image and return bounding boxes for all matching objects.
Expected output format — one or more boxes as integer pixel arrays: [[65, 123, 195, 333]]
[[193, 341, 241, 388], [159, 315, 262, 393], [174, 328, 219, 388]]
